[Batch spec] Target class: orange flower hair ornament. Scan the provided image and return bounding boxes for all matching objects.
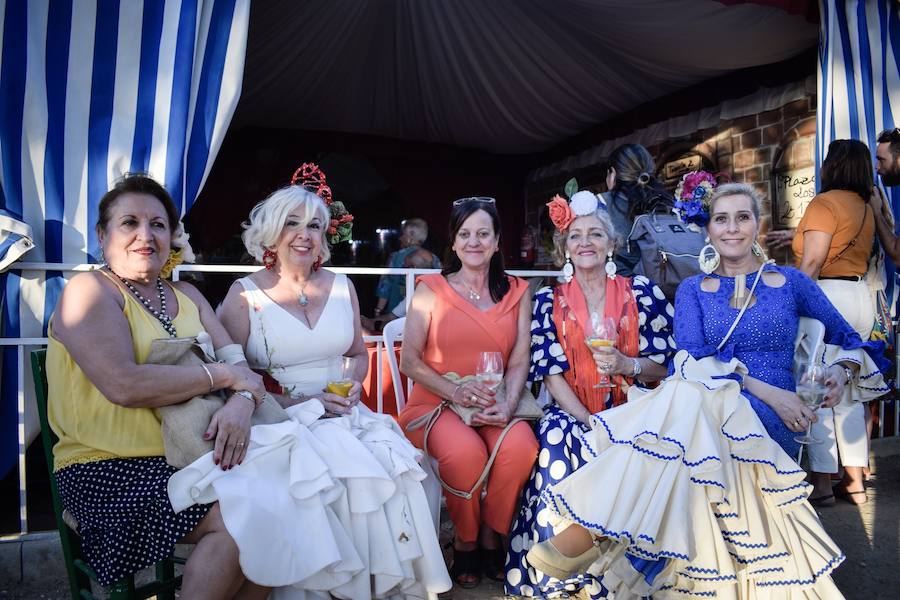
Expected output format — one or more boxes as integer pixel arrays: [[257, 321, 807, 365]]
[[290, 163, 354, 244]]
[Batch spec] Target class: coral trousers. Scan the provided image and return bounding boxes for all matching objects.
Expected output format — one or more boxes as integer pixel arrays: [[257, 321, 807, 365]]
[[402, 406, 538, 543]]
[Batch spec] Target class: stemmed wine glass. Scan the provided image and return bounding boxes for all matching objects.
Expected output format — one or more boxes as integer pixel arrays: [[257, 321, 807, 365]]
[[794, 362, 825, 445], [476, 352, 504, 393], [586, 312, 618, 389]]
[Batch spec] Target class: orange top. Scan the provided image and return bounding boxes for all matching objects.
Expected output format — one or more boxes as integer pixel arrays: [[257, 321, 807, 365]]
[[792, 189, 873, 277], [404, 274, 529, 410]]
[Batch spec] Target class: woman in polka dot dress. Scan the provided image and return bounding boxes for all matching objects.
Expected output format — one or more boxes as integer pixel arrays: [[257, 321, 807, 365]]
[[504, 191, 675, 599]]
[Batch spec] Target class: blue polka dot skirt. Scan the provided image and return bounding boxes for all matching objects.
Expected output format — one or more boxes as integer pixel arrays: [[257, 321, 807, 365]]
[[55, 457, 211, 586]]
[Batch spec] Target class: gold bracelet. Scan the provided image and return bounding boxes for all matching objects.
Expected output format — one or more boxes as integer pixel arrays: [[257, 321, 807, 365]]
[[199, 364, 215, 392]]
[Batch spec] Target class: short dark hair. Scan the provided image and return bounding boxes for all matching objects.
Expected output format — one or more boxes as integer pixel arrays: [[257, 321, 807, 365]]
[[442, 200, 511, 303], [819, 139, 874, 200], [878, 127, 900, 157], [96, 173, 179, 236]]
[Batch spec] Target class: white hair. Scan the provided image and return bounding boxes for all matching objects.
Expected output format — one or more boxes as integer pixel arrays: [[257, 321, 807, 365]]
[[242, 186, 331, 263]]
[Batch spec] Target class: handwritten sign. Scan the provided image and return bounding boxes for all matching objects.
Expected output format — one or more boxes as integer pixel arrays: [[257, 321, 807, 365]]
[[664, 155, 702, 180], [774, 167, 816, 228]]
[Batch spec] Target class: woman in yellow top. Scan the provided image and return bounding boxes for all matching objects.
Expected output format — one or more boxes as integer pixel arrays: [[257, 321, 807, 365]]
[[793, 139, 879, 506], [48, 174, 268, 598]]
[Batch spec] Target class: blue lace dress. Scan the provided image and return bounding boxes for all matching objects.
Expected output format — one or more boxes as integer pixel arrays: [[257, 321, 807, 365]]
[[504, 276, 676, 599], [675, 265, 887, 459]]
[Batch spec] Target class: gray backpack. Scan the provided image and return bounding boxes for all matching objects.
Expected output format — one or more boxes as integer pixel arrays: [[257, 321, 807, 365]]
[[627, 211, 705, 300]]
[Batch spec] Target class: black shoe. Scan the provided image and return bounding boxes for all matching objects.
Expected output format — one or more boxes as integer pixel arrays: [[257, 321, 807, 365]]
[[481, 546, 506, 582], [450, 547, 481, 589]]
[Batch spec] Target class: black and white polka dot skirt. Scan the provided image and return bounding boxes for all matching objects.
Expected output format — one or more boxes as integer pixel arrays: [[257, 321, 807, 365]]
[[55, 456, 211, 586]]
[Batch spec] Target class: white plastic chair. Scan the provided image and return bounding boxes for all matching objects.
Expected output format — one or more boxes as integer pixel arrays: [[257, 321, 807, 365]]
[[381, 317, 443, 535], [792, 317, 826, 463]]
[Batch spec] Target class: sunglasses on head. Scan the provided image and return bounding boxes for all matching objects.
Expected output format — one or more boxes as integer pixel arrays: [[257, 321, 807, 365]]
[[452, 196, 496, 206]]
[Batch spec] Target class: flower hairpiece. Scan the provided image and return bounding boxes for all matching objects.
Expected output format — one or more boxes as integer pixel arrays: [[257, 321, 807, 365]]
[[546, 178, 605, 232], [290, 162, 354, 244], [160, 222, 195, 279], [673, 170, 717, 229]]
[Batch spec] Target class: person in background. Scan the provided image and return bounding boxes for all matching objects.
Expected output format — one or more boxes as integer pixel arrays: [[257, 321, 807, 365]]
[[604, 143, 673, 275], [792, 139, 880, 506], [374, 218, 440, 317], [361, 248, 439, 333], [867, 127, 900, 262]]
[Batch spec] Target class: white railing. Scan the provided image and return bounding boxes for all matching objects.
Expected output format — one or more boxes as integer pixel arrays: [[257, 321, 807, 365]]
[[1, 262, 562, 540]]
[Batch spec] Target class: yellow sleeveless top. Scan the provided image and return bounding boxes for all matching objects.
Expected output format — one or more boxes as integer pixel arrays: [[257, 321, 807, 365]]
[[48, 277, 204, 471]]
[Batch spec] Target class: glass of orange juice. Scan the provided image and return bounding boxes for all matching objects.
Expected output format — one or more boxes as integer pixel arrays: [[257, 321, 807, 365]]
[[326, 357, 356, 397], [586, 312, 618, 389]]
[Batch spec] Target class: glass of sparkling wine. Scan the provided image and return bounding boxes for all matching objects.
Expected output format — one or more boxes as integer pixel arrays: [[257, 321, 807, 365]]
[[326, 356, 356, 398], [476, 352, 504, 394], [794, 362, 825, 445], [586, 312, 618, 389]]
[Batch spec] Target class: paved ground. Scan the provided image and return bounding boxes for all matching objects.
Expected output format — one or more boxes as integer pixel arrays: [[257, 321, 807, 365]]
[[3, 438, 899, 599]]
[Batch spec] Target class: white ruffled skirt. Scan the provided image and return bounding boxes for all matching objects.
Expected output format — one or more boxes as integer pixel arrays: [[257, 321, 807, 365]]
[[167, 400, 451, 600], [542, 351, 844, 599]]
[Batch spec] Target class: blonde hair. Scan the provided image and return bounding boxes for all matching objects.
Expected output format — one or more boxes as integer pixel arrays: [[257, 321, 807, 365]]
[[242, 186, 331, 263], [708, 183, 761, 221], [551, 210, 618, 267], [402, 217, 428, 245]]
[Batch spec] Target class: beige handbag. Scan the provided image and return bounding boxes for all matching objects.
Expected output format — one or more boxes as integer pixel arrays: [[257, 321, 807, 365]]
[[147, 336, 289, 468], [405, 373, 542, 499]]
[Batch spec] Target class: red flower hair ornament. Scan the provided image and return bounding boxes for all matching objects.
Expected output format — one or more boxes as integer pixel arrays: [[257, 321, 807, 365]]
[[290, 162, 354, 244]]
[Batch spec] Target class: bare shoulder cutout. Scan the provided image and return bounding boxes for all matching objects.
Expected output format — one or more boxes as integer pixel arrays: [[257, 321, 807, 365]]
[[761, 271, 786, 288], [700, 277, 720, 293]]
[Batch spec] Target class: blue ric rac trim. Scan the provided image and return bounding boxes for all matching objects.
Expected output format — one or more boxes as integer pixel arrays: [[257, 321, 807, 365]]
[[860, 370, 881, 380], [761, 482, 808, 494], [860, 384, 891, 392], [720, 423, 764, 442], [721, 534, 770, 550], [578, 433, 598, 458], [691, 477, 726, 489], [776, 493, 807, 507], [677, 570, 737, 582], [544, 491, 676, 555], [729, 550, 789, 565], [756, 554, 845, 587], [684, 565, 721, 575], [594, 415, 721, 468], [713, 512, 739, 519], [659, 585, 717, 597], [748, 566, 784, 576], [730, 454, 804, 475], [721, 529, 749, 536]]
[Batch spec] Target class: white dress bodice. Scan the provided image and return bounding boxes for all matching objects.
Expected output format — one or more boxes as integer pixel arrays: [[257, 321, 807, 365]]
[[239, 271, 354, 398]]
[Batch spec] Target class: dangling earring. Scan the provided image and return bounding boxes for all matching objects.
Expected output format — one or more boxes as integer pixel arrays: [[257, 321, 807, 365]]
[[262, 248, 277, 270], [698, 237, 720, 275], [605, 250, 617, 280], [312, 256, 322, 272], [99, 246, 107, 266], [751, 241, 768, 260], [562, 250, 574, 282]]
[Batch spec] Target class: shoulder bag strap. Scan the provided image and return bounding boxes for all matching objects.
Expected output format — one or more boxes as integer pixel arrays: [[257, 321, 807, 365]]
[[822, 204, 868, 269]]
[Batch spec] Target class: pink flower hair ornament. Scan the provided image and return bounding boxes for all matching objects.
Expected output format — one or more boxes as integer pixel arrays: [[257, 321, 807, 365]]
[[290, 162, 354, 244]]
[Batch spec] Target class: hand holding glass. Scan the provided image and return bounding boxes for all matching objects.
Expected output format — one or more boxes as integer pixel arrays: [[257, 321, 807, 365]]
[[793, 362, 824, 445], [586, 313, 618, 389]]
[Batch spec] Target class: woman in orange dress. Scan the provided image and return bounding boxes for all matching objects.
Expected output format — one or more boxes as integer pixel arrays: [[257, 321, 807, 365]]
[[399, 197, 539, 589]]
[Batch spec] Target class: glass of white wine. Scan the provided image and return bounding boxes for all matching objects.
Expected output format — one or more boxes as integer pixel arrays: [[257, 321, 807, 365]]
[[794, 362, 825, 445], [326, 356, 356, 398], [476, 351, 504, 393], [586, 312, 618, 389]]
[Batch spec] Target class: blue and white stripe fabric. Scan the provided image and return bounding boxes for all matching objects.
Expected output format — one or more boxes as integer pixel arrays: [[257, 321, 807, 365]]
[[0, 0, 250, 478], [816, 0, 899, 300]]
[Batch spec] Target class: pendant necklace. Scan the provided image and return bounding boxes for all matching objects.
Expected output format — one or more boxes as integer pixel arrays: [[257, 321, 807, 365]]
[[113, 270, 177, 337], [462, 280, 481, 301], [298, 275, 314, 307]]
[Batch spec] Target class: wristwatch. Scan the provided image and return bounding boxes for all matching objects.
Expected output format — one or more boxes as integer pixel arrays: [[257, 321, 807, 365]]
[[631, 358, 642, 377], [842, 366, 853, 386]]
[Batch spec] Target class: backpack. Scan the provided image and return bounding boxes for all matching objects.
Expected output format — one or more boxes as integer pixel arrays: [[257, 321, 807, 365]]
[[627, 210, 705, 300]]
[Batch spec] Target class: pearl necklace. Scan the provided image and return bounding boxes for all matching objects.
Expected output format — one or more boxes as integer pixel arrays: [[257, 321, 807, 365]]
[[460, 280, 482, 301], [113, 270, 177, 338]]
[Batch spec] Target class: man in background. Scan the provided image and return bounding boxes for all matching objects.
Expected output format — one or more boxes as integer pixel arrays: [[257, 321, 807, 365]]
[[374, 218, 440, 317]]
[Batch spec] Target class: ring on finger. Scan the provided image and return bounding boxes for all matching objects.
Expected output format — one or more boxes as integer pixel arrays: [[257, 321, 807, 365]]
[[470, 394, 477, 403]]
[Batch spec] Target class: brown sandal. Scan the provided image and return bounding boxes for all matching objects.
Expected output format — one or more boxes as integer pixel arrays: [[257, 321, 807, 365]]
[[834, 488, 867, 505]]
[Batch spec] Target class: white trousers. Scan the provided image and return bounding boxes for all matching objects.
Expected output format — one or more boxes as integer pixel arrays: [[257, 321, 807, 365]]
[[807, 278, 873, 472]]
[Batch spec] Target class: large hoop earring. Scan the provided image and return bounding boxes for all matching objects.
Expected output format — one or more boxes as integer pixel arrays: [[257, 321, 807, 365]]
[[698, 238, 720, 275], [605, 250, 617, 280], [262, 248, 277, 270], [562, 250, 574, 282]]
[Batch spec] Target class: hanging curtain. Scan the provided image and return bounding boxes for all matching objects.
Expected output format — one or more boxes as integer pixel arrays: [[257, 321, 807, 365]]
[[0, 0, 250, 478]]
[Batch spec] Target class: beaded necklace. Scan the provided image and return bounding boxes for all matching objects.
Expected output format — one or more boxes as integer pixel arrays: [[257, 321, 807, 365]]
[[111, 269, 178, 338]]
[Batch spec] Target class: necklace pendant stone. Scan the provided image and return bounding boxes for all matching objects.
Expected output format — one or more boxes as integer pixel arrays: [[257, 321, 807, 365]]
[[299, 292, 310, 307]]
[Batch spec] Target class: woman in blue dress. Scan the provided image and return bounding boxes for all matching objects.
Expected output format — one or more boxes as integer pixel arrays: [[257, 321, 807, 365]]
[[524, 182, 887, 599], [505, 190, 675, 599]]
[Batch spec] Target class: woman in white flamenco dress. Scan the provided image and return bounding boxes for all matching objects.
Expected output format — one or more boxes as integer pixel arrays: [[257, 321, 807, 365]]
[[526, 184, 889, 599], [168, 181, 450, 599]]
